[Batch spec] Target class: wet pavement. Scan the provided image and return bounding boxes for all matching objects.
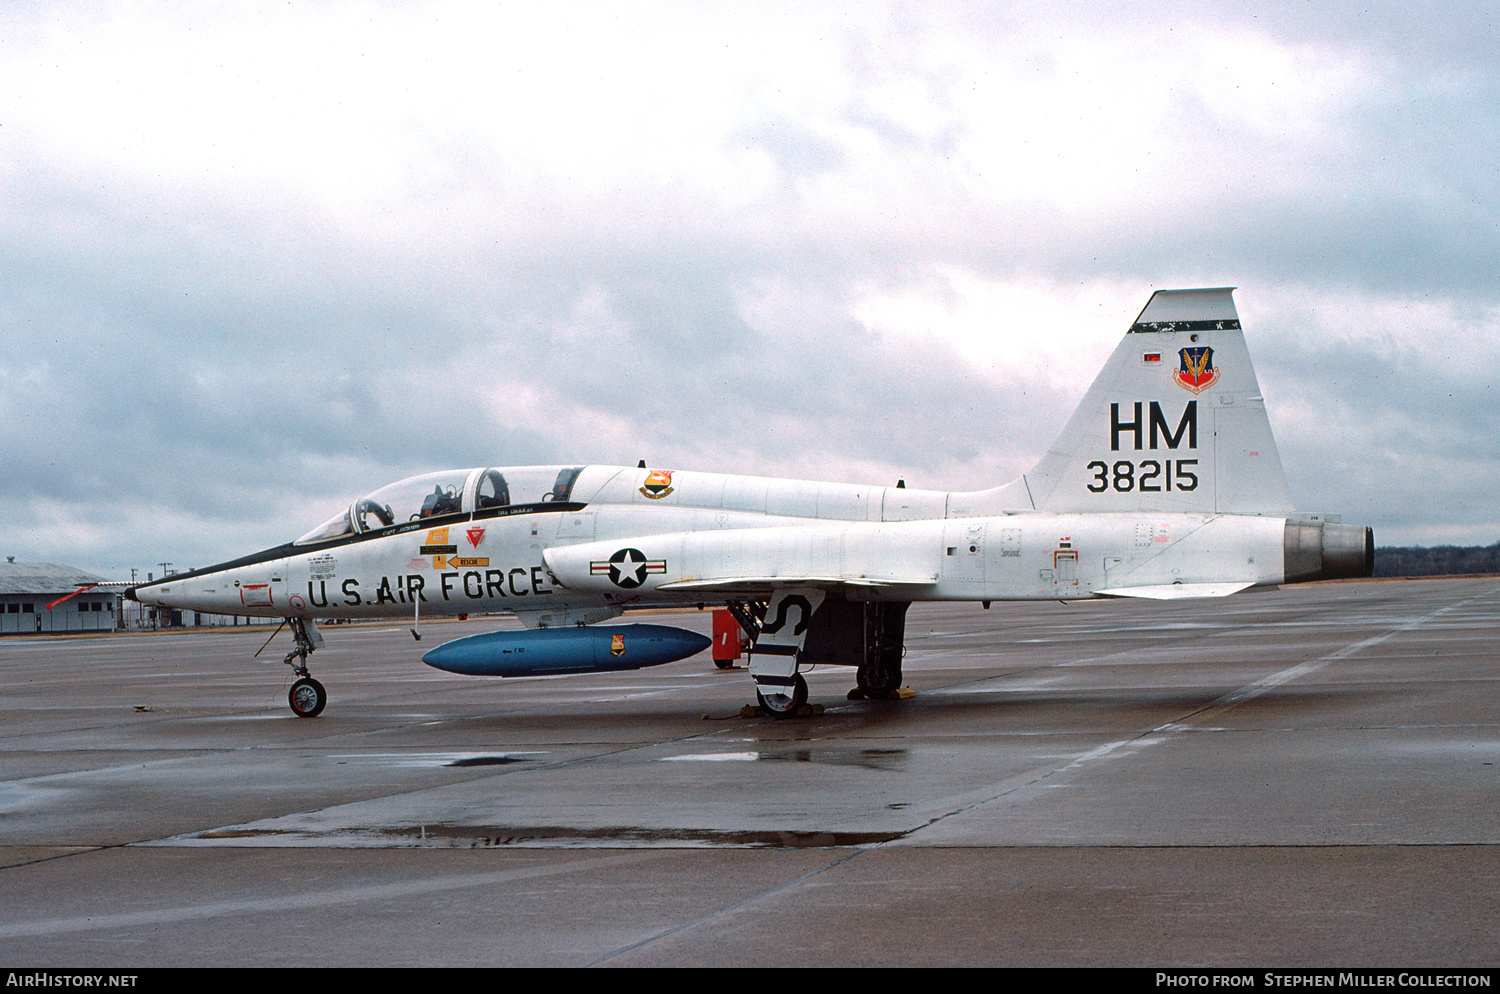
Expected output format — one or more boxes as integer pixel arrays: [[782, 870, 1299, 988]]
[[2, 578, 1498, 966]]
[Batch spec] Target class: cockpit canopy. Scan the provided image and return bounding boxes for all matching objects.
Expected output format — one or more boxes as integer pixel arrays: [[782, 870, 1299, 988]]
[[295, 466, 588, 545]]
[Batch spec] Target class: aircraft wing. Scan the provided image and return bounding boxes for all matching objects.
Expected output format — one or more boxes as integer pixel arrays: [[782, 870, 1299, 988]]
[[542, 522, 943, 599]]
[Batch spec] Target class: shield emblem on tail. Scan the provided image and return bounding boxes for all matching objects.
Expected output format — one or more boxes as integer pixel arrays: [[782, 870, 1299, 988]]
[[1174, 347, 1220, 394]]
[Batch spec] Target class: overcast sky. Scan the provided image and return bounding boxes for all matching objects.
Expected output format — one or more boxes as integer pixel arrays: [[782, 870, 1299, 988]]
[[2, 1, 1497, 578]]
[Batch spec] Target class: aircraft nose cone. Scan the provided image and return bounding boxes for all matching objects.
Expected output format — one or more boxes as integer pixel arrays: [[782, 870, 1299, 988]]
[[127, 579, 175, 607]]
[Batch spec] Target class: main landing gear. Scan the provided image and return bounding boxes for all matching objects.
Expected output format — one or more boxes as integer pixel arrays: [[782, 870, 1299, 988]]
[[283, 617, 327, 718], [756, 674, 808, 717], [732, 598, 912, 715]]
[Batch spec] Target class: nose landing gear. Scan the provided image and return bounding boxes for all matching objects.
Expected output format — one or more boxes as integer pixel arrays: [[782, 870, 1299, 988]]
[[283, 617, 327, 718]]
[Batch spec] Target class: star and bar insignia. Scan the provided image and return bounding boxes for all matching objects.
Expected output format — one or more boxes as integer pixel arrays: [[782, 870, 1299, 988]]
[[590, 548, 667, 589]]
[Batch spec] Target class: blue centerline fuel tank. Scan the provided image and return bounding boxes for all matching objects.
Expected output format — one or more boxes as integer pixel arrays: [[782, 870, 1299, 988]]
[[422, 623, 713, 677]]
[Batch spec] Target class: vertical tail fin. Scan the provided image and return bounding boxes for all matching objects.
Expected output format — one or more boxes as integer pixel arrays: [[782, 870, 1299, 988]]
[[1021, 288, 1293, 514]]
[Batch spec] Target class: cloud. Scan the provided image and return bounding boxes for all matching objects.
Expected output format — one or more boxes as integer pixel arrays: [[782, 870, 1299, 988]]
[[1, 1, 1498, 577]]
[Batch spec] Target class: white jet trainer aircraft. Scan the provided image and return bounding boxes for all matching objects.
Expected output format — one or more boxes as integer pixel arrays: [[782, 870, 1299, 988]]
[[128, 288, 1373, 718]]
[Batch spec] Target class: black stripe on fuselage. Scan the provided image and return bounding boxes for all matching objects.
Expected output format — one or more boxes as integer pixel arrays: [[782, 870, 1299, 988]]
[[123, 501, 589, 600]]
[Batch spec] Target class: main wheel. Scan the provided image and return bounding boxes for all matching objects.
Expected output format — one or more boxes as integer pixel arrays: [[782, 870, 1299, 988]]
[[289, 677, 327, 718], [757, 674, 808, 718], [852, 666, 902, 700]]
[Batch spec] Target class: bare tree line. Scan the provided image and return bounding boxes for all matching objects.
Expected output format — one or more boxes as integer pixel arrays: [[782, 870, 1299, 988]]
[[1373, 543, 1500, 578]]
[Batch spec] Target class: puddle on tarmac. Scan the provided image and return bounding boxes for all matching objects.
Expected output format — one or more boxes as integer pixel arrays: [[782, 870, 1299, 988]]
[[662, 747, 908, 771], [186, 824, 908, 848], [445, 755, 530, 767]]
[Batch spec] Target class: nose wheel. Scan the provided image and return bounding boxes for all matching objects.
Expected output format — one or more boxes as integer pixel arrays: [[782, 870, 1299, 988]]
[[289, 677, 327, 718]]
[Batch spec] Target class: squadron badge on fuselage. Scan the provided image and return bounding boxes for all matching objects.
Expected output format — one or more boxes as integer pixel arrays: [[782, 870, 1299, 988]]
[[639, 469, 675, 499]]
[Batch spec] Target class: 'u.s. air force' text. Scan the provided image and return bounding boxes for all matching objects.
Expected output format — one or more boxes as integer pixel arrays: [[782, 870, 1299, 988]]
[[1088, 400, 1198, 493], [306, 567, 551, 607]]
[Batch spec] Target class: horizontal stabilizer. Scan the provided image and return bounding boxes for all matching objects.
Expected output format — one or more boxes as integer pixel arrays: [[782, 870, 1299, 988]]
[[1095, 582, 1256, 600]]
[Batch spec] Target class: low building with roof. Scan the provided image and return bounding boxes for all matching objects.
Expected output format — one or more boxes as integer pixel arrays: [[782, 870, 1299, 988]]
[[0, 559, 120, 634]]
